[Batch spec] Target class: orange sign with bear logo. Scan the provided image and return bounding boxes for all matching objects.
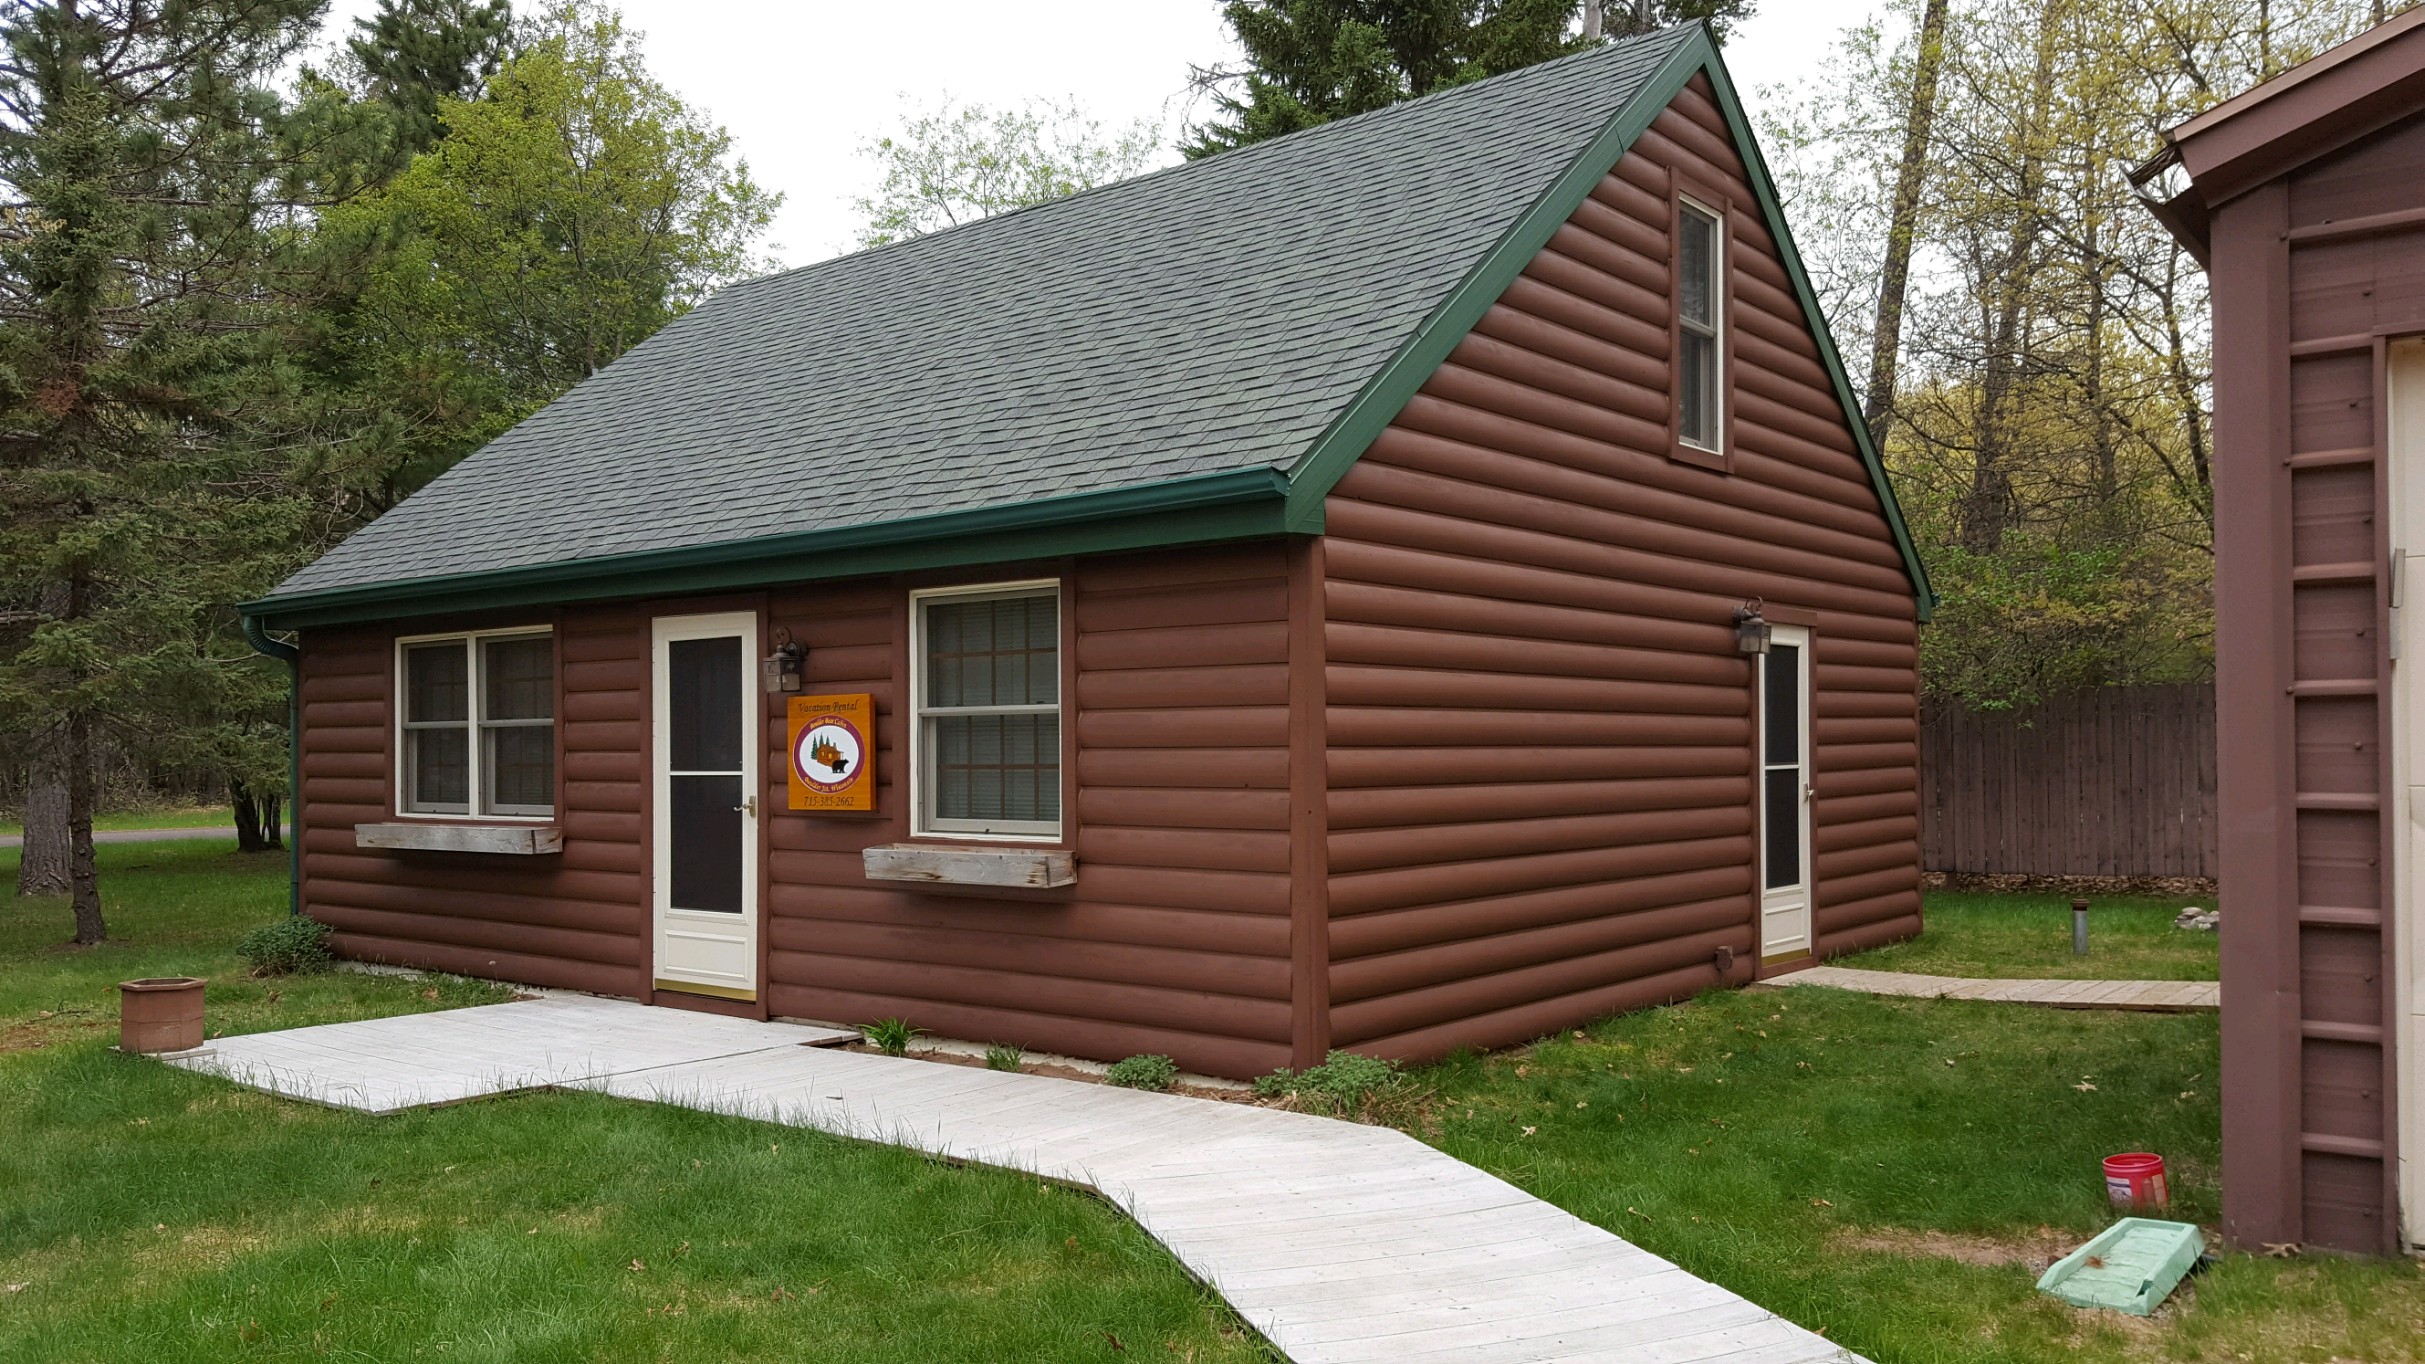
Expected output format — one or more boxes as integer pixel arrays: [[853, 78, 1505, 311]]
[[786, 694, 874, 812]]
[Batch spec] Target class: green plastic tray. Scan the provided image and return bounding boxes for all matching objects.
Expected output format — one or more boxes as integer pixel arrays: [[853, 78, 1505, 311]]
[[2035, 1217, 2205, 1315]]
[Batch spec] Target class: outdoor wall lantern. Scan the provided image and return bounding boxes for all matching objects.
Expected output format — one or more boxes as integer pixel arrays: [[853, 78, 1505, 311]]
[[763, 629, 806, 694], [1733, 600, 1771, 655]]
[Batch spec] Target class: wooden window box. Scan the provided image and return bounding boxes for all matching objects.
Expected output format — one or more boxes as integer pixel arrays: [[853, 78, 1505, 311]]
[[862, 844, 1076, 889], [355, 822, 564, 855]]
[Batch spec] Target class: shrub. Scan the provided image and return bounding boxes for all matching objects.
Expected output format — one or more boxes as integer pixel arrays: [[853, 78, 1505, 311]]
[[1104, 1053, 1177, 1091], [984, 1043, 1024, 1072], [236, 916, 333, 976], [861, 1018, 922, 1055], [1254, 1050, 1406, 1117]]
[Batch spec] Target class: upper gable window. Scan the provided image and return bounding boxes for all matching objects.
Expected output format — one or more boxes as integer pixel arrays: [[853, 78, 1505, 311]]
[[1675, 197, 1724, 456]]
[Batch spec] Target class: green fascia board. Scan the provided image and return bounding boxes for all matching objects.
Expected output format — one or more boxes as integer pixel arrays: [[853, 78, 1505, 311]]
[[1279, 23, 1937, 621], [243, 468, 1292, 630]]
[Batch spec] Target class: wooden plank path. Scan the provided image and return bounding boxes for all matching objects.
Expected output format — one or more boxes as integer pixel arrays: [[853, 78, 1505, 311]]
[[1767, 965, 2218, 1012], [166, 996, 1863, 1364]]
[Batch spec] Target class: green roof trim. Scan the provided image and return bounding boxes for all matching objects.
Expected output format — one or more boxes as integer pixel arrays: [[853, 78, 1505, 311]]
[[1281, 23, 1934, 619], [244, 468, 1290, 630]]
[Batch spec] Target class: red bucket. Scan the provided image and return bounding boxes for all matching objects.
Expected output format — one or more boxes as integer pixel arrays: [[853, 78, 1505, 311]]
[[2104, 1152, 2169, 1211]]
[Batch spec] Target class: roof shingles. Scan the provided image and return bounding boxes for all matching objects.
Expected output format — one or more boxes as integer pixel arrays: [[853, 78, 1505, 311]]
[[273, 28, 1695, 598]]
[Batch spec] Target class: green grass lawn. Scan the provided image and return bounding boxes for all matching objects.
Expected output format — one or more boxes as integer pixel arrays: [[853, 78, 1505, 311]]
[[1837, 888, 2221, 980], [1409, 986, 2424, 1363], [0, 843, 1264, 1362], [0, 804, 241, 837], [8, 848, 2416, 1363]]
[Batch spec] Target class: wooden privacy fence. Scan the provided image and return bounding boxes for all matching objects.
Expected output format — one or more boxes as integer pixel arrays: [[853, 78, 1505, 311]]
[[1920, 683, 2217, 879]]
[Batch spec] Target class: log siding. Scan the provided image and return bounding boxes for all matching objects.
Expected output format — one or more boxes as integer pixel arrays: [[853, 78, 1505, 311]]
[[298, 608, 651, 997], [758, 545, 1298, 1080], [284, 74, 1925, 1085], [1318, 76, 1922, 1063]]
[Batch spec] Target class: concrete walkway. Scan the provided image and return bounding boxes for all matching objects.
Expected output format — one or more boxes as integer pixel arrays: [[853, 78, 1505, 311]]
[[1767, 964, 2218, 1012], [167, 994, 1862, 1364], [0, 825, 256, 849]]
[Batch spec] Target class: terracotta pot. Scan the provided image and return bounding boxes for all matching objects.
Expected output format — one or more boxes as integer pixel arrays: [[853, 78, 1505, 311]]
[[119, 977, 206, 1054]]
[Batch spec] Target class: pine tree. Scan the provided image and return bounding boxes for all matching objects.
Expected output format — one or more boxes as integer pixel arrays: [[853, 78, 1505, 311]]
[[1595, 0, 1754, 41], [0, 0, 325, 942], [348, 0, 514, 154], [1185, 0, 1588, 156]]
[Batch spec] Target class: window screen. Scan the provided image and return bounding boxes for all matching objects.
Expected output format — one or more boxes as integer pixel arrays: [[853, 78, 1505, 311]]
[[1761, 643, 1802, 892], [1677, 201, 1722, 452], [918, 589, 1061, 835]]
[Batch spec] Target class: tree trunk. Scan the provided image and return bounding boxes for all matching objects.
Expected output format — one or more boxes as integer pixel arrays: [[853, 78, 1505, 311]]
[[2085, 212, 2117, 505], [231, 781, 285, 853], [15, 581, 72, 898], [1863, 0, 1950, 450], [66, 704, 102, 945], [1960, 0, 2059, 556], [1584, 0, 1604, 41], [15, 756, 70, 897]]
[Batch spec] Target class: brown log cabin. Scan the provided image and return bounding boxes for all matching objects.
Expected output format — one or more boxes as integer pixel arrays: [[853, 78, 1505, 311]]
[[242, 24, 1931, 1082], [2136, 8, 2425, 1256]]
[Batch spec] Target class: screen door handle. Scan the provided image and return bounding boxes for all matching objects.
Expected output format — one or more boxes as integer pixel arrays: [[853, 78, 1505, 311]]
[[733, 796, 757, 817]]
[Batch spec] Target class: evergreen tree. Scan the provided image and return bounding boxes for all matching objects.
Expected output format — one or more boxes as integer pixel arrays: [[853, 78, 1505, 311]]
[[0, 0, 327, 941], [1187, 0, 1757, 156], [1589, 0, 1754, 41], [348, 0, 514, 155], [1186, 0, 1587, 156], [304, 0, 776, 514]]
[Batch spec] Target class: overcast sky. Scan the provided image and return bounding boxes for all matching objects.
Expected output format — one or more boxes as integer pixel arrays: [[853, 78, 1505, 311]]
[[319, 0, 1894, 267]]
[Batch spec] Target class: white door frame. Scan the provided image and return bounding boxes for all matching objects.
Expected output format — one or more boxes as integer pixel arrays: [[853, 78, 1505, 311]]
[[2389, 337, 2424, 1250], [1759, 623, 1815, 962], [650, 611, 761, 1002]]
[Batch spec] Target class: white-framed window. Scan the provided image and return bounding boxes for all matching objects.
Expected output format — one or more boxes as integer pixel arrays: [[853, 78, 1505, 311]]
[[909, 581, 1063, 840], [396, 627, 556, 819], [1676, 196, 1724, 452]]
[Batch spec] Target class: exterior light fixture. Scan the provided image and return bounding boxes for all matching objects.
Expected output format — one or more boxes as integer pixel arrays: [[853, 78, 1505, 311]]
[[1733, 599, 1771, 655], [763, 628, 806, 694]]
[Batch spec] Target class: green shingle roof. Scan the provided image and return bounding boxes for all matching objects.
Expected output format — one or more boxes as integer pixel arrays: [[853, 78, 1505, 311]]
[[251, 24, 1931, 628]]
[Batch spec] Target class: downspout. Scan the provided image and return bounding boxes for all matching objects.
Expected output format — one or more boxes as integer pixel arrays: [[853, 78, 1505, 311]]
[[241, 614, 302, 916]]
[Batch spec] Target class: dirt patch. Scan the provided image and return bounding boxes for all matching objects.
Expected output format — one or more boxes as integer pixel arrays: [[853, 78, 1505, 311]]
[[0, 1012, 108, 1053], [1832, 1224, 2084, 1274]]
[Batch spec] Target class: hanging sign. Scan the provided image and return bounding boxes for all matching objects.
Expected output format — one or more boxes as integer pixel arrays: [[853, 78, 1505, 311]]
[[787, 694, 875, 812]]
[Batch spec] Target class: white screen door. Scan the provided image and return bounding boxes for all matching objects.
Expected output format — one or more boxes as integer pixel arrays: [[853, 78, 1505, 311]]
[[651, 612, 761, 1001], [2390, 337, 2424, 1250], [1759, 624, 1814, 961]]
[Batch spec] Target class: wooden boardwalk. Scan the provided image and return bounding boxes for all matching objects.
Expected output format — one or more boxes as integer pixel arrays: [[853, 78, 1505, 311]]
[[168, 996, 1862, 1364], [1768, 965, 2218, 1012]]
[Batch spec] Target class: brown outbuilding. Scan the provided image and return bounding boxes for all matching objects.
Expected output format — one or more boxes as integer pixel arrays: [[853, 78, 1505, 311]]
[[2136, 8, 2425, 1256], [243, 25, 1931, 1082]]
